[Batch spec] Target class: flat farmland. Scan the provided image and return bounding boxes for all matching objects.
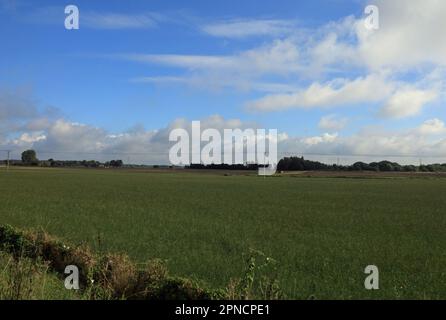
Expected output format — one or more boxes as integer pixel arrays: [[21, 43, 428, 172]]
[[1, 167, 445, 299]]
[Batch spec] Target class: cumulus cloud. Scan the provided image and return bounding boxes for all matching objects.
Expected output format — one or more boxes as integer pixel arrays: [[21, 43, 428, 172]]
[[302, 133, 338, 146], [246, 73, 393, 111], [0, 87, 38, 121], [277, 119, 446, 165], [12, 132, 46, 146], [122, 0, 446, 119], [356, 0, 446, 69], [417, 118, 446, 135], [0, 87, 59, 141], [246, 72, 440, 116], [379, 88, 438, 119], [3, 110, 265, 164], [3, 108, 446, 165], [3, 1, 446, 165]]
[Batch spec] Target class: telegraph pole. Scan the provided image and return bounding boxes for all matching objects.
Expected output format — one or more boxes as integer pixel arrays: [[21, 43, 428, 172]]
[[1, 150, 11, 171], [6, 150, 10, 171]]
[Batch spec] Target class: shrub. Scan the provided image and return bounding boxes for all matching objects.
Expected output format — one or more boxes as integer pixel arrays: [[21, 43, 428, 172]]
[[0, 225, 220, 300]]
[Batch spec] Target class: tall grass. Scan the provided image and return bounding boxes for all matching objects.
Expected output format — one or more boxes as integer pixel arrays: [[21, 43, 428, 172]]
[[0, 224, 282, 300]]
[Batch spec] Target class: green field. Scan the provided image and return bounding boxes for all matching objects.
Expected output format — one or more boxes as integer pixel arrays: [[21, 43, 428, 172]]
[[1, 167, 445, 299]]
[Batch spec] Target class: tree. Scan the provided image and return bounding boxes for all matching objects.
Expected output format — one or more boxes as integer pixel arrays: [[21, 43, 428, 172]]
[[110, 160, 123, 168], [21, 149, 39, 165], [352, 161, 374, 171]]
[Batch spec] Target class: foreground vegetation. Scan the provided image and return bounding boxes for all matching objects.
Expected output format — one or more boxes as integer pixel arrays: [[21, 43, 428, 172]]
[[0, 224, 281, 300], [1, 167, 446, 299], [0, 251, 79, 300]]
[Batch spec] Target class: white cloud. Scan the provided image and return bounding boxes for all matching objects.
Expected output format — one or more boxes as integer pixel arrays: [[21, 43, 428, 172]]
[[13, 132, 46, 146], [83, 12, 157, 29], [298, 1, 446, 71], [120, 0, 446, 117], [202, 19, 295, 38], [302, 133, 338, 146], [0, 87, 60, 141], [246, 73, 393, 111], [247, 71, 440, 116], [21, 6, 160, 29], [132, 76, 298, 93], [357, 0, 446, 69], [128, 54, 234, 70], [379, 88, 438, 119], [318, 115, 349, 131], [417, 118, 446, 135], [3, 109, 446, 165], [120, 39, 305, 94], [4, 2, 446, 164], [123, 38, 300, 77], [278, 120, 446, 164], [3, 114, 262, 164]]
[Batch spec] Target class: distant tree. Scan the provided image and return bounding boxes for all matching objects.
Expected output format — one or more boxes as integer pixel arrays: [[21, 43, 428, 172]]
[[377, 161, 394, 171], [109, 160, 123, 168], [351, 162, 369, 171], [403, 165, 417, 172], [276, 156, 446, 173], [21, 149, 39, 165], [277, 156, 332, 171]]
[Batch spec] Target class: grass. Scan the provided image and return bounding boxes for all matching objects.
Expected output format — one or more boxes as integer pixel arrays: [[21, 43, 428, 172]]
[[0, 251, 80, 300], [1, 167, 446, 299], [0, 225, 226, 300]]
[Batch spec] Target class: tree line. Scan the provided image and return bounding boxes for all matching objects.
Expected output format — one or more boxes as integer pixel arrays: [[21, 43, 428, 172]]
[[14, 150, 124, 168], [277, 156, 446, 172], [188, 157, 446, 172], [187, 163, 260, 170], [4, 149, 446, 172]]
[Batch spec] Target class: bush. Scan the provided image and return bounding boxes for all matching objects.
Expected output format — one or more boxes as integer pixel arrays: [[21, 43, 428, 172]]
[[0, 225, 222, 300]]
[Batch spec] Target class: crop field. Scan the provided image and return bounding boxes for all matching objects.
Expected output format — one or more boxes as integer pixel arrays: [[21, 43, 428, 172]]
[[1, 167, 446, 299]]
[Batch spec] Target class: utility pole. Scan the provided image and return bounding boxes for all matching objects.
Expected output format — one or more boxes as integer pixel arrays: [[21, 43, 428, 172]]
[[6, 150, 10, 171], [1, 150, 11, 171]]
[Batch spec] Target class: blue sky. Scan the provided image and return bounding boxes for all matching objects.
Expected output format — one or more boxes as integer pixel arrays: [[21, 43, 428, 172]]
[[0, 0, 365, 134], [1, 0, 446, 164]]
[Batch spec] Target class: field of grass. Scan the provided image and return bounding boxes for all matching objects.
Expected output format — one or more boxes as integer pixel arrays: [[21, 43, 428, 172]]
[[1, 167, 446, 299]]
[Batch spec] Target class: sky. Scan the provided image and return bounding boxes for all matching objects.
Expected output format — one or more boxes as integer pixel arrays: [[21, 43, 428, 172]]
[[1, 0, 446, 165]]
